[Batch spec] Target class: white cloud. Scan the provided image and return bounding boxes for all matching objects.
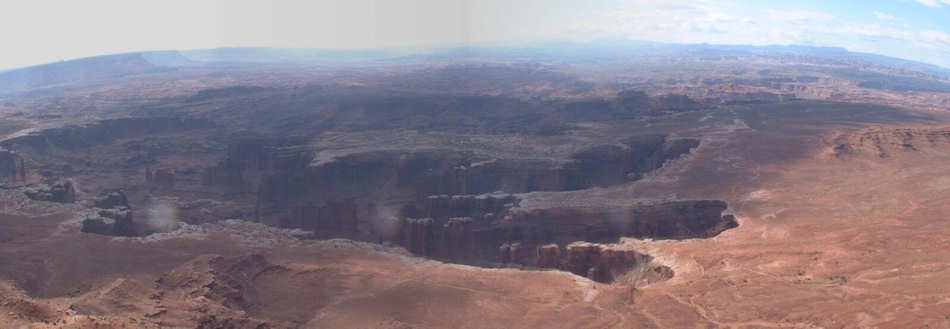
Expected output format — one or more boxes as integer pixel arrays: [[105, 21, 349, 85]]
[[764, 9, 836, 22], [575, 2, 950, 67], [913, 0, 950, 7], [1, 0, 948, 69], [920, 30, 950, 48], [872, 11, 898, 21], [592, 5, 839, 46]]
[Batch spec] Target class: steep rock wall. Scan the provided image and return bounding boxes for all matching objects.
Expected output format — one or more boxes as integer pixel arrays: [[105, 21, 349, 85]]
[[1, 117, 213, 154]]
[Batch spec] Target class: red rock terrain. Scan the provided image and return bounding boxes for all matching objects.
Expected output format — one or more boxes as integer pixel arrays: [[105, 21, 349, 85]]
[[0, 44, 949, 328]]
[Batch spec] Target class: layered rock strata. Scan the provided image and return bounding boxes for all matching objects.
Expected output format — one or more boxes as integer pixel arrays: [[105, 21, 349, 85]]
[[81, 190, 136, 236]]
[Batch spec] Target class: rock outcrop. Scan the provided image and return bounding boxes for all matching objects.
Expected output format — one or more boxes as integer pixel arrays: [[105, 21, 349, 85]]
[[0, 148, 26, 182], [23, 180, 75, 203], [201, 137, 306, 192], [536, 244, 562, 268], [439, 217, 474, 260], [831, 126, 950, 158], [151, 168, 175, 188], [624, 201, 738, 239], [279, 198, 360, 237], [400, 216, 481, 261], [392, 199, 734, 272], [81, 207, 135, 237], [92, 189, 130, 209], [81, 190, 135, 236], [499, 242, 529, 265], [401, 194, 517, 221], [513, 242, 663, 283], [565, 242, 651, 283], [401, 218, 434, 256], [509, 201, 737, 246]]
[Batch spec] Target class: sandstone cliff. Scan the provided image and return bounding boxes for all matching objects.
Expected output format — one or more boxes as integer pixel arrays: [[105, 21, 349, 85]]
[[0, 148, 26, 183], [831, 126, 950, 158], [81, 190, 136, 236]]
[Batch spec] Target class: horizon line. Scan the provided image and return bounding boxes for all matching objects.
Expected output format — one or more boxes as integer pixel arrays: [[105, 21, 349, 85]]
[[1, 39, 947, 72]]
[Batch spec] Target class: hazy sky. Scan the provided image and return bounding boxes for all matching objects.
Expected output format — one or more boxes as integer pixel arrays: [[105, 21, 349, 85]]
[[2, 0, 950, 70]]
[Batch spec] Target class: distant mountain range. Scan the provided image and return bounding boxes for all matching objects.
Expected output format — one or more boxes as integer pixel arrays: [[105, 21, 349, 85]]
[[0, 52, 177, 93], [0, 41, 948, 95]]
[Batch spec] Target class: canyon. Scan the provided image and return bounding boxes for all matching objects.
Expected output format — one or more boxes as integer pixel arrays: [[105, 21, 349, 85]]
[[0, 44, 949, 328]]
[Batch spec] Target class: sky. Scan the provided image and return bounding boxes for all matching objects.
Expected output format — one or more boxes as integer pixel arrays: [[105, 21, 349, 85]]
[[1, 0, 949, 70]]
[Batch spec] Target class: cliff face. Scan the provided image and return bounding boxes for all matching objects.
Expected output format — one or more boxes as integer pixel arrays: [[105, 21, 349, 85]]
[[504, 201, 735, 246], [23, 180, 76, 203], [831, 126, 950, 158], [81, 190, 136, 237], [248, 134, 698, 225], [510, 241, 672, 284], [81, 207, 135, 237], [564, 242, 652, 283], [282, 196, 734, 273], [278, 198, 360, 238], [482, 201, 735, 272], [196, 134, 728, 282], [1, 118, 213, 154], [251, 172, 732, 276], [201, 138, 294, 192], [0, 148, 27, 183], [149, 168, 175, 189], [401, 195, 517, 221], [625, 201, 738, 239]]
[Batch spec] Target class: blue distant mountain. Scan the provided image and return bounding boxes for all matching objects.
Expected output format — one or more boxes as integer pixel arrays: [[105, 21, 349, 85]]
[[0, 42, 947, 95], [0, 52, 186, 93]]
